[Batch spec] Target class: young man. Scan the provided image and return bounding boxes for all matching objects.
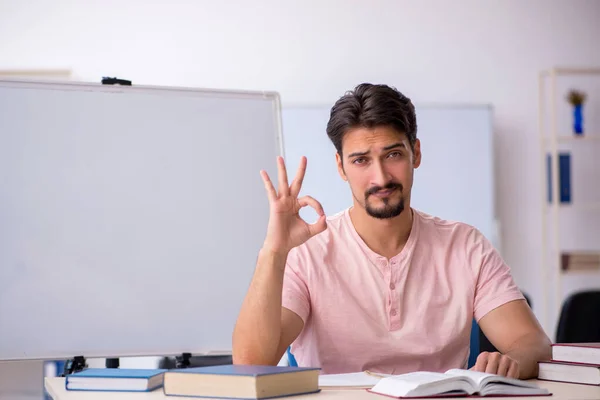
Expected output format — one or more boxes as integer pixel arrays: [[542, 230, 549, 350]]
[[232, 83, 551, 379]]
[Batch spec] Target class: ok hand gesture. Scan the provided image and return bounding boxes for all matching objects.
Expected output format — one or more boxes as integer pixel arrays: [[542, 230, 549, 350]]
[[260, 156, 327, 255]]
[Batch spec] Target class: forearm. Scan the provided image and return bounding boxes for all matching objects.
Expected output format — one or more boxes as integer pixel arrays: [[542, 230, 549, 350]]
[[505, 332, 552, 379], [232, 248, 288, 365]]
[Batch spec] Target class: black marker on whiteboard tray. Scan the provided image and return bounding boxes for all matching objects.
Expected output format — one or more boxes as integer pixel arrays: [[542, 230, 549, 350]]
[[101, 77, 132, 86]]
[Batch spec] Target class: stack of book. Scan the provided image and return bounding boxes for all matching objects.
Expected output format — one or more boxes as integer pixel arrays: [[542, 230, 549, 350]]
[[538, 343, 600, 385], [64, 364, 321, 398]]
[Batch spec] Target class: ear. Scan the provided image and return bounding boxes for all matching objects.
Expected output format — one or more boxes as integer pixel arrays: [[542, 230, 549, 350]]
[[412, 139, 422, 169], [336, 152, 347, 181]]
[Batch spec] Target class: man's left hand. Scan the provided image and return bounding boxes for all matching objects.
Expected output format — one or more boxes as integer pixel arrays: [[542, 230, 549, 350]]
[[470, 351, 520, 379]]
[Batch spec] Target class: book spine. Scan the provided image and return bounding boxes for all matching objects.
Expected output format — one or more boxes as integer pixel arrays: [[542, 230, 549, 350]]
[[559, 153, 571, 203], [546, 152, 571, 204]]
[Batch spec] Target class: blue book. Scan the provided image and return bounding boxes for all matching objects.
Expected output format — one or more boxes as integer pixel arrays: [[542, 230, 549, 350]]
[[546, 152, 572, 204], [65, 368, 167, 392], [162, 365, 321, 399], [559, 153, 571, 203]]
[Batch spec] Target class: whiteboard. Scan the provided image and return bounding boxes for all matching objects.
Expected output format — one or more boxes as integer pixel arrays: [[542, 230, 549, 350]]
[[281, 105, 497, 246], [0, 79, 282, 361]]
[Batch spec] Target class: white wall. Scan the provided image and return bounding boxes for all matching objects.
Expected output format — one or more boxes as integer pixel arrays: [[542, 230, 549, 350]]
[[1, 0, 599, 355]]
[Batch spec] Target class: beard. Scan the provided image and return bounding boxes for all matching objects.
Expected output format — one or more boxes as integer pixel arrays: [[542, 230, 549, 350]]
[[364, 182, 405, 219]]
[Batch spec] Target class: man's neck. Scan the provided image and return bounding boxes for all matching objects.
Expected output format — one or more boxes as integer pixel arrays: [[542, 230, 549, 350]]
[[349, 205, 414, 260]]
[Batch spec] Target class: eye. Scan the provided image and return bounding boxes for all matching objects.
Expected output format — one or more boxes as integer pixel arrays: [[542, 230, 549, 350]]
[[352, 157, 367, 165], [388, 151, 402, 158]]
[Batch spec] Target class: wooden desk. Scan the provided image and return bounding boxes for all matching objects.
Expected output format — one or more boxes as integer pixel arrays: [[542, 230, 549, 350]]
[[45, 377, 600, 400]]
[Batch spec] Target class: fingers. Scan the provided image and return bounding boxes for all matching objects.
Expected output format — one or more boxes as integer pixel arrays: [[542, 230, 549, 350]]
[[298, 195, 327, 236], [276, 156, 290, 196], [484, 352, 500, 375], [470, 352, 519, 379], [260, 170, 277, 202], [265, 156, 307, 200], [496, 355, 511, 377], [298, 195, 324, 217], [471, 352, 489, 373], [507, 361, 520, 379], [289, 156, 307, 197]]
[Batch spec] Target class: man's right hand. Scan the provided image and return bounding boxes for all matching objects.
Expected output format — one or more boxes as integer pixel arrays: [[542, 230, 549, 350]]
[[260, 155, 327, 257]]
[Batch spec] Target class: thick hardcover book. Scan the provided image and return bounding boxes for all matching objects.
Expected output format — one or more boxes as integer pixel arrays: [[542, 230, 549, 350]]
[[162, 365, 321, 399]]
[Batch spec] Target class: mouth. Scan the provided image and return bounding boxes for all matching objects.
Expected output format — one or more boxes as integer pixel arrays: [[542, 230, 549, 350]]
[[371, 188, 396, 198]]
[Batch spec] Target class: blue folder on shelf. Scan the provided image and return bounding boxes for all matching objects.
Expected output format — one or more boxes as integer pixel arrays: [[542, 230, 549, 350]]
[[547, 152, 571, 204]]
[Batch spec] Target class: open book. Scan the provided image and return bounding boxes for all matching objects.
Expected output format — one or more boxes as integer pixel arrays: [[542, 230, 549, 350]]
[[368, 369, 550, 398], [319, 371, 393, 389]]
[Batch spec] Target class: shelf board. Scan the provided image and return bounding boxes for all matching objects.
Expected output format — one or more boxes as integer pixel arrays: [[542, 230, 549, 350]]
[[560, 269, 600, 276], [557, 136, 600, 142], [542, 67, 600, 75], [545, 202, 600, 211], [542, 136, 600, 143]]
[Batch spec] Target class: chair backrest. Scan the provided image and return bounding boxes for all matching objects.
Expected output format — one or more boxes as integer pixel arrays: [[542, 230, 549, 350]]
[[287, 347, 298, 367], [468, 319, 480, 368], [555, 290, 600, 343]]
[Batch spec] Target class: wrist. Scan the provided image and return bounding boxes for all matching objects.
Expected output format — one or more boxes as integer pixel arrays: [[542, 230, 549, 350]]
[[258, 246, 289, 266], [260, 242, 290, 258]]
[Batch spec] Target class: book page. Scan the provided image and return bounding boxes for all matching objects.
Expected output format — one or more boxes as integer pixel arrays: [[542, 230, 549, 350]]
[[444, 369, 541, 389], [371, 372, 474, 398], [385, 371, 456, 385], [318, 372, 388, 388]]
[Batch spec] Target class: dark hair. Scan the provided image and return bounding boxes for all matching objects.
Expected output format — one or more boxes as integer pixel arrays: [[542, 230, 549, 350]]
[[326, 83, 417, 156]]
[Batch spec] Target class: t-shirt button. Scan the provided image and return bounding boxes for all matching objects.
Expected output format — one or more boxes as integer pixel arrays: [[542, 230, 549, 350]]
[[389, 283, 395, 290], [391, 309, 397, 316]]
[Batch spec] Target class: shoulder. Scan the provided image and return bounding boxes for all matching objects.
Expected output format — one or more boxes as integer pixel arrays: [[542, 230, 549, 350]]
[[413, 209, 494, 271], [413, 208, 482, 242]]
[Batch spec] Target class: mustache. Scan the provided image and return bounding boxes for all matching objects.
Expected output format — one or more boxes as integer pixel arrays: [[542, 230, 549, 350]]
[[366, 182, 403, 197]]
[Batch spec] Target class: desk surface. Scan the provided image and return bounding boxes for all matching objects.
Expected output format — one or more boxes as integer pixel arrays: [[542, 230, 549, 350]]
[[45, 377, 600, 400]]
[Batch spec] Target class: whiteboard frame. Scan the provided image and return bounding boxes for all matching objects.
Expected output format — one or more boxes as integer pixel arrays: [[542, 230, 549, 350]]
[[0, 78, 285, 162], [0, 78, 284, 361]]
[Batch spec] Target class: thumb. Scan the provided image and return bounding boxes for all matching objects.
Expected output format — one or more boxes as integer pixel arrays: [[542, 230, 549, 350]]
[[297, 195, 327, 237], [307, 214, 327, 237]]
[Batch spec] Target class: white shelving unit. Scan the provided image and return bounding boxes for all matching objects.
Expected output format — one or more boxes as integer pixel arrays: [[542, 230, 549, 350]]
[[539, 67, 600, 337]]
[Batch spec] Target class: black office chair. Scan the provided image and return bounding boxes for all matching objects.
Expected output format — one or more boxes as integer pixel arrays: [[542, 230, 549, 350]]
[[478, 291, 532, 353], [555, 290, 600, 343]]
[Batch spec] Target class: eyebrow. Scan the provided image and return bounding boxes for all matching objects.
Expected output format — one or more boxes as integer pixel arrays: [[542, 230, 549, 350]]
[[383, 142, 406, 151], [347, 142, 406, 158]]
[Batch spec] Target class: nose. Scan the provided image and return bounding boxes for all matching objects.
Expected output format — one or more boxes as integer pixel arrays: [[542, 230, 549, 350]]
[[371, 160, 392, 187]]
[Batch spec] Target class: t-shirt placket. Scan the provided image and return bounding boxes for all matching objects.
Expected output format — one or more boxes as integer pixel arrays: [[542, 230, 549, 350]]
[[378, 257, 401, 331], [388, 257, 402, 331]]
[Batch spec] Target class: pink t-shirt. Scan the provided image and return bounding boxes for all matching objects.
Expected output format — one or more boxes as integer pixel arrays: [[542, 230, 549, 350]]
[[282, 207, 524, 375]]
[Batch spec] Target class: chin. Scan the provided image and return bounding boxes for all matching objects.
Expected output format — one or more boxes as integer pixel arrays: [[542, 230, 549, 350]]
[[365, 202, 405, 220]]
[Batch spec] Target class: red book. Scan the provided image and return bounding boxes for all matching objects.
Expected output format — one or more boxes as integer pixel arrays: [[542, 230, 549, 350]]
[[538, 360, 600, 386], [552, 343, 600, 365]]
